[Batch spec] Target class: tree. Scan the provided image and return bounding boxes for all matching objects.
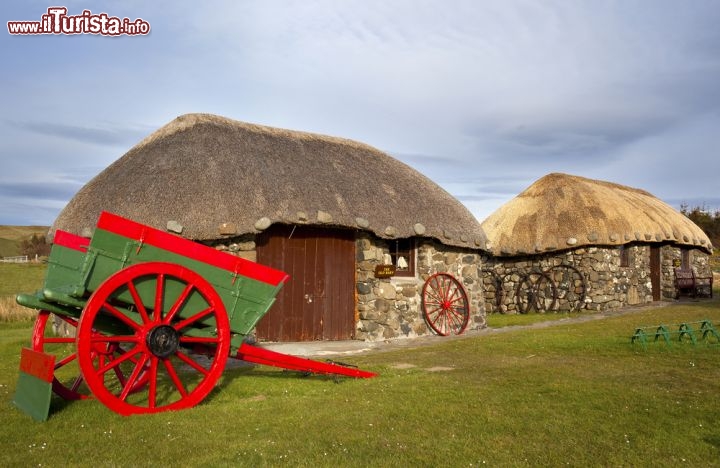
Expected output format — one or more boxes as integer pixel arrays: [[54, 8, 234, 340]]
[[20, 234, 51, 258], [680, 204, 720, 248]]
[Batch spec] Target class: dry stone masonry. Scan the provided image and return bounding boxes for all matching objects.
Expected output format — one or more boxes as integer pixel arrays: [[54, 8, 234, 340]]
[[354, 234, 485, 341], [482, 244, 711, 314]]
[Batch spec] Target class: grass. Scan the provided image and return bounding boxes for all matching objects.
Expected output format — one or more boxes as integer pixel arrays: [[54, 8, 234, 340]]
[[0, 263, 47, 298], [0, 238, 19, 258], [0, 263, 47, 322], [1, 291, 719, 466], [486, 310, 575, 327]]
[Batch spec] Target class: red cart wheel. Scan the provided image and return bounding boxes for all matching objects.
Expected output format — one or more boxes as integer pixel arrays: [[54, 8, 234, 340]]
[[77, 262, 230, 415], [32, 311, 88, 400], [422, 273, 470, 336], [32, 311, 149, 400]]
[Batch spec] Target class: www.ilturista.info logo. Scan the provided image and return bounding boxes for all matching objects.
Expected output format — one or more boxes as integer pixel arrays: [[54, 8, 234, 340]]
[[7, 7, 150, 36]]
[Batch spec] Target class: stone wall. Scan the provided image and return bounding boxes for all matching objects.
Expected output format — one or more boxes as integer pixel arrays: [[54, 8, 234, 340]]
[[661, 246, 712, 299], [483, 244, 712, 314], [206, 234, 257, 262], [355, 234, 485, 341], [206, 232, 485, 342], [483, 244, 653, 313], [204, 233, 711, 333]]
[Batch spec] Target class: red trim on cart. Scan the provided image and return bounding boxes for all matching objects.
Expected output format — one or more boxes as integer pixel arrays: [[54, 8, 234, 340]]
[[96, 211, 288, 287], [53, 230, 89, 253]]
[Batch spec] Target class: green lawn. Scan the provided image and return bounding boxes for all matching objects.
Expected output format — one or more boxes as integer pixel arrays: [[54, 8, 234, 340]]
[[0, 263, 47, 298], [1, 294, 719, 467]]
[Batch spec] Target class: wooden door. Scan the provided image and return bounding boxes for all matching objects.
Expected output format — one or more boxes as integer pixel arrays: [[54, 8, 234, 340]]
[[650, 246, 661, 301], [255, 225, 355, 341]]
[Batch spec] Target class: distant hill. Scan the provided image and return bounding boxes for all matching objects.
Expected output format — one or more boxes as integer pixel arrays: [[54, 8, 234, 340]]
[[0, 226, 50, 258]]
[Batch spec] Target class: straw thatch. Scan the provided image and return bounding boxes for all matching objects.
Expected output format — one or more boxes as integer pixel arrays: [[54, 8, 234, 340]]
[[481, 173, 712, 256], [53, 113, 485, 248]]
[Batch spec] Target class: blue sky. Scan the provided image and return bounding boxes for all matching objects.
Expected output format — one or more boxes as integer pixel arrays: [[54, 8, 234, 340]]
[[2, 1, 719, 226]]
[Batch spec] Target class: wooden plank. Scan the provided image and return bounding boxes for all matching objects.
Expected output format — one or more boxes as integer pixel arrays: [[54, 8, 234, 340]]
[[256, 226, 355, 341], [19, 347, 55, 383], [13, 348, 55, 421], [650, 246, 661, 301]]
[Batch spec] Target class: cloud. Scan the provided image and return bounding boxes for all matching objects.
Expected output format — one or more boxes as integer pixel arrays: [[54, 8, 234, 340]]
[[2, 0, 720, 226], [6, 120, 152, 147], [0, 174, 85, 200]]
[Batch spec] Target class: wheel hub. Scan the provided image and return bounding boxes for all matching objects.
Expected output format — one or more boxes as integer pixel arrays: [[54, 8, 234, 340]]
[[146, 325, 180, 358]]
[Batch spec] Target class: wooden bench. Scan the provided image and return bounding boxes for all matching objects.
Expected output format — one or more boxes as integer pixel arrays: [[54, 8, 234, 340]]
[[674, 268, 713, 299]]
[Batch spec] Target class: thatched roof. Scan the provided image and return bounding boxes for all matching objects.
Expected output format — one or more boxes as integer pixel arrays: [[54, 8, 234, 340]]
[[53, 113, 486, 248], [481, 173, 712, 256]]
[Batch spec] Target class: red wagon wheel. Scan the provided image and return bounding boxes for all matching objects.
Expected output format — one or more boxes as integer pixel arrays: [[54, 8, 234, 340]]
[[32, 311, 88, 400], [32, 311, 149, 400], [77, 262, 230, 415], [422, 273, 470, 336]]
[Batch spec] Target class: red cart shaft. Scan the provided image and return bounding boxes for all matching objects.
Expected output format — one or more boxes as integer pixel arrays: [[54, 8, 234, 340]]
[[236, 343, 376, 379]]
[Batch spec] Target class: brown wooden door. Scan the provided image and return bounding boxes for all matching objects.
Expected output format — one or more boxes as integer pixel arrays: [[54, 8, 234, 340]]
[[650, 246, 661, 301], [255, 225, 355, 341]]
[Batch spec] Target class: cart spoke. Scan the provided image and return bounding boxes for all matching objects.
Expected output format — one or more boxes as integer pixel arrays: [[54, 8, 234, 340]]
[[175, 350, 211, 375], [164, 283, 195, 324], [436, 278, 449, 301], [127, 280, 151, 325], [427, 279, 444, 301], [154, 273, 165, 322], [102, 302, 142, 331], [45, 336, 75, 344], [54, 352, 78, 369], [448, 310, 464, 332], [446, 285, 461, 303], [58, 315, 79, 327], [119, 354, 149, 401], [112, 362, 128, 388], [69, 375, 85, 393], [172, 306, 216, 331], [148, 357, 159, 409], [179, 336, 221, 345], [429, 309, 445, 327], [97, 345, 142, 375], [162, 358, 188, 397], [436, 315, 449, 334], [90, 334, 139, 344]]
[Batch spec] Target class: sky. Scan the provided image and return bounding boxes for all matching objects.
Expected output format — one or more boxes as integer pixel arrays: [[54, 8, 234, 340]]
[[1, 0, 719, 226]]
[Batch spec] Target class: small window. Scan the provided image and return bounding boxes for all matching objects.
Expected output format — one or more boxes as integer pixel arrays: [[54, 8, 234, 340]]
[[681, 249, 690, 269], [620, 245, 630, 267], [389, 239, 415, 277]]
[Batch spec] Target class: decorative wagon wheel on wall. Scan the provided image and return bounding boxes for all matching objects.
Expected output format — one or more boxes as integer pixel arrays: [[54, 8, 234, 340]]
[[515, 270, 558, 314], [544, 265, 587, 312], [480, 268, 505, 314], [32, 311, 149, 401], [421, 273, 470, 336], [76, 262, 231, 415]]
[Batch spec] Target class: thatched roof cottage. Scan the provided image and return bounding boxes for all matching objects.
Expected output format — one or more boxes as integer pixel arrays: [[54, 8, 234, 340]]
[[481, 173, 713, 312], [54, 113, 488, 341]]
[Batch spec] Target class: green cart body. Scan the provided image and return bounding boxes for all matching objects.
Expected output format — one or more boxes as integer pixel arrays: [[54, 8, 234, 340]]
[[16, 211, 374, 416]]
